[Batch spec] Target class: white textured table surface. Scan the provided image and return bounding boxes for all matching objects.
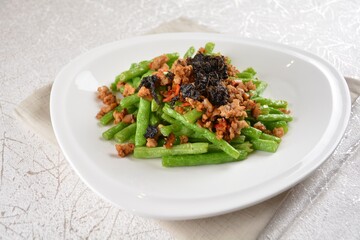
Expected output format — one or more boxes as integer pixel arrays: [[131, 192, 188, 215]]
[[1, 0, 360, 239]]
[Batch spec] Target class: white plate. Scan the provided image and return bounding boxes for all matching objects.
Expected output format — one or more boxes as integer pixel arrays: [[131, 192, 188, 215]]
[[50, 33, 351, 220]]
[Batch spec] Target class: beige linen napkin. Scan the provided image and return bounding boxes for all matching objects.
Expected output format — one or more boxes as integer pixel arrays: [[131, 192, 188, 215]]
[[13, 18, 360, 240]]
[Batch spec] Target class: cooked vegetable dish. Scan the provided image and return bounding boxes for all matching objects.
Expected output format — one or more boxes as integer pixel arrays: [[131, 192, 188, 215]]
[[95, 42, 292, 167]]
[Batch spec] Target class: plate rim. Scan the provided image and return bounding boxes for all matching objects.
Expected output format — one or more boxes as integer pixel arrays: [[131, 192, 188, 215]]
[[50, 32, 351, 220]]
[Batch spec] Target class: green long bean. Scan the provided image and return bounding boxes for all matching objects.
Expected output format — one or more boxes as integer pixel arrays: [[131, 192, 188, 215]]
[[208, 142, 253, 153], [160, 113, 177, 125], [134, 143, 208, 159], [257, 114, 293, 122], [204, 42, 215, 54], [183, 46, 195, 58], [263, 120, 289, 133], [115, 60, 150, 84], [252, 97, 288, 109], [260, 133, 281, 143], [162, 150, 248, 167], [120, 94, 140, 108], [236, 68, 257, 79], [251, 139, 279, 153], [135, 98, 151, 146], [150, 112, 160, 126], [183, 109, 203, 123], [241, 127, 262, 139], [252, 81, 268, 97], [102, 122, 129, 140], [99, 105, 122, 126], [114, 123, 137, 143]]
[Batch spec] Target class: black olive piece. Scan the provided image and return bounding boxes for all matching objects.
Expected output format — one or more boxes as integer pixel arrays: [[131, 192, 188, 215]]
[[187, 53, 229, 106], [165, 71, 175, 81], [144, 125, 158, 138], [137, 75, 161, 104], [169, 96, 180, 107], [207, 84, 229, 107], [180, 83, 200, 100]]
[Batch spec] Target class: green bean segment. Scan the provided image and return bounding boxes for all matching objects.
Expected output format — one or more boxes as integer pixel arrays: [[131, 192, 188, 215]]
[[135, 98, 151, 146], [100, 105, 122, 126], [257, 114, 293, 122], [252, 97, 288, 108], [183, 46, 195, 58], [251, 139, 279, 153], [102, 122, 129, 140], [114, 123, 137, 143], [120, 94, 140, 108], [204, 42, 215, 54], [134, 143, 209, 159], [162, 150, 248, 167]]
